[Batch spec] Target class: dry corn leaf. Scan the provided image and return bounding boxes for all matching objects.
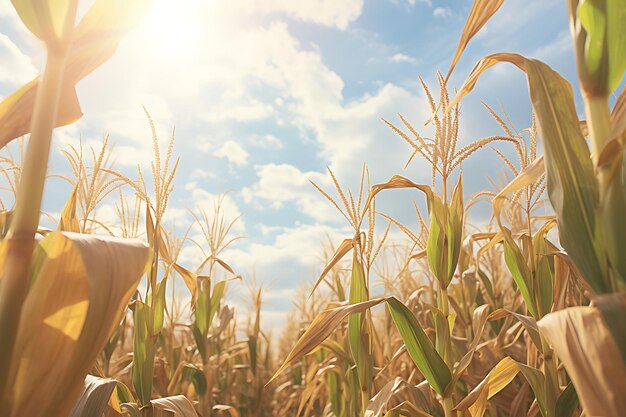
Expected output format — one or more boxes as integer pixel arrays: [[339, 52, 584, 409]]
[[444, 0, 504, 83], [58, 184, 81, 233], [366, 378, 434, 417], [11, 0, 75, 42], [150, 395, 198, 417], [310, 238, 353, 297], [213, 404, 240, 417], [454, 356, 520, 417], [4, 232, 149, 417], [492, 155, 545, 219], [0, 0, 150, 148], [69, 374, 118, 417], [269, 298, 386, 384], [539, 301, 626, 417]]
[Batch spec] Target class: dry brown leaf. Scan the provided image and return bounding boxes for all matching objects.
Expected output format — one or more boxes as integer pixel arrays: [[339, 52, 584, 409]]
[[445, 0, 505, 83], [5, 232, 149, 417], [538, 304, 626, 417], [269, 298, 386, 384], [454, 356, 520, 417], [151, 395, 198, 417]]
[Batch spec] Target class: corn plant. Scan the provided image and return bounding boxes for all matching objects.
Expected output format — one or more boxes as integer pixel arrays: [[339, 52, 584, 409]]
[[0, 2, 151, 416], [443, 0, 626, 415]]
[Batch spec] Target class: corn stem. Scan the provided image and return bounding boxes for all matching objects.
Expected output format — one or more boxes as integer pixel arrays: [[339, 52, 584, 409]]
[[0, 49, 69, 405], [583, 94, 617, 291]]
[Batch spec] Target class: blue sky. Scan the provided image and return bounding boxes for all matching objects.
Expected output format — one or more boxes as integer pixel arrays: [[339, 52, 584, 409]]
[[0, 0, 576, 326]]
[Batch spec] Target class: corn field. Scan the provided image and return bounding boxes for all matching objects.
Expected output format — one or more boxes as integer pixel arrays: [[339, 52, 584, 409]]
[[0, 0, 625, 416]]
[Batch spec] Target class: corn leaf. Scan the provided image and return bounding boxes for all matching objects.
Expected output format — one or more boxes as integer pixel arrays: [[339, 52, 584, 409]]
[[150, 395, 198, 417], [444, 0, 504, 83], [386, 297, 451, 396], [575, 0, 626, 94], [195, 277, 210, 336], [517, 364, 548, 417], [500, 226, 537, 318], [69, 375, 118, 417], [268, 298, 387, 384], [348, 251, 372, 400], [595, 292, 626, 364], [538, 303, 626, 417], [366, 378, 434, 417], [150, 278, 167, 336], [5, 232, 148, 417], [311, 238, 352, 296], [58, 184, 81, 233], [488, 309, 542, 351], [449, 53, 606, 293], [444, 304, 490, 396], [0, 0, 150, 148], [454, 356, 520, 417], [132, 300, 155, 406], [11, 0, 74, 42], [182, 364, 207, 397], [555, 381, 578, 417]]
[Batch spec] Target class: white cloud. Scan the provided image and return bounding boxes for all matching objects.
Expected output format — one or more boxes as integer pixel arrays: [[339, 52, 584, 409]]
[[223, 222, 350, 273], [0, 3, 12, 17], [242, 163, 342, 222], [474, 0, 560, 43], [433, 7, 451, 18], [390, 53, 417, 64], [213, 140, 250, 166], [0, 33, 37, 85], [250, 134, 283, 149], [534, 30, 571, 60], [233, 0, 363, 29], [389, 0, 432, 8]]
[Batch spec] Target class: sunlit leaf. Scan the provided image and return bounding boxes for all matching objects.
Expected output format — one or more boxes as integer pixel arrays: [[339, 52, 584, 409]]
[[444, 0, 504, 83], [69, 375, 117, 417], [150, 395, 198, 417], [5, 232, 148, 417], [538, 301, 626, 417], [454, 356, 519, 417]]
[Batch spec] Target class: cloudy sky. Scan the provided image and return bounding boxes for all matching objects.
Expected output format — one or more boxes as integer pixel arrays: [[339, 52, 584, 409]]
[[0, 0, 576, 326]]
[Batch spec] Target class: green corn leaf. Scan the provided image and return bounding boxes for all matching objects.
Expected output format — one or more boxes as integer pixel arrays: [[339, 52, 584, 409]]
[[132, 300, 155, 406], [191, 324, 207, 364], [386, 297, 451, 395], [150, 278, 167, 336], [348, 252, 372, 402], [195, 277, 210, 336], [555, 381, 579, 417], [575, 0, 626, 94], [532, 221, 557, 318], [426, 194, 447, 287], [501, 226, 538, 318], [445, 177, 464, 287], [518, 363, 549, 417], [182, 364, 207, 397], [249, 334, 259, 375]]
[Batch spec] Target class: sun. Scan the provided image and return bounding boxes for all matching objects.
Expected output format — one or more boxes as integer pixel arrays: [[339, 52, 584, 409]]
[[138, 0, 203, 62]]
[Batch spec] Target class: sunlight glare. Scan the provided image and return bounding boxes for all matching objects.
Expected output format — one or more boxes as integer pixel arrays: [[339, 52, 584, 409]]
[[139, 0, 203, 62]]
